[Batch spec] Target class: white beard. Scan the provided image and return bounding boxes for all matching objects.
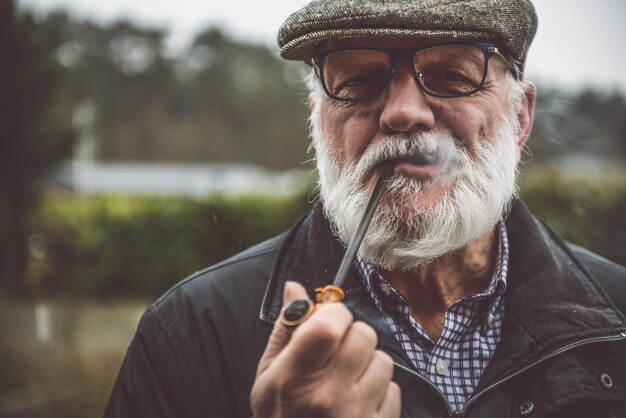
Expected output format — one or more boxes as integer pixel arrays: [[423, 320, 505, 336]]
[[310, 102, 521, 272]]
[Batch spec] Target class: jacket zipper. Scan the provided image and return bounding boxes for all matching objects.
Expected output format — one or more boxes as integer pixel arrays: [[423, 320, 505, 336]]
[[393, 361, 456, 416], [394, 331, 626, 418]]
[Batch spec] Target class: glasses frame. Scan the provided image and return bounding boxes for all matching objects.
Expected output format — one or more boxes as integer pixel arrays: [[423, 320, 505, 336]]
[[312, 41, 514, 102]]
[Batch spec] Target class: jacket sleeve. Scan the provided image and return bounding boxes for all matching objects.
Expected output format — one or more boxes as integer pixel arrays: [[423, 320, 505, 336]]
[[103, 308, 196, 418]]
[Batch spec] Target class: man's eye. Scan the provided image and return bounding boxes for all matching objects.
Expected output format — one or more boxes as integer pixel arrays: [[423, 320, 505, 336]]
[[345, 74, 372, 86], [328, 68, 387, 99], [423, 69, 479, 90], [435, 71, 469, 83]]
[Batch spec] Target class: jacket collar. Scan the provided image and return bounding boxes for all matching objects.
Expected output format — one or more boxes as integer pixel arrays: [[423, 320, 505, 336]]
[[260, 202, 367, 324], [260, 199, 626, 370], [259, 201, 415, 366], [503, 199, 625, 348]]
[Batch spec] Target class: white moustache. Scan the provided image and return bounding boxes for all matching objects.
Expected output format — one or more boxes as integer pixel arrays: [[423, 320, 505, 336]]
[[351, 131, 467, 185]]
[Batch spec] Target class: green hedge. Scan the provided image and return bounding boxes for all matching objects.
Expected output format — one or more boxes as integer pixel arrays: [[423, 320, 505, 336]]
[[26, 171, 625, 298], [519, 168, 626, 267], [26, 193, 312, 298]]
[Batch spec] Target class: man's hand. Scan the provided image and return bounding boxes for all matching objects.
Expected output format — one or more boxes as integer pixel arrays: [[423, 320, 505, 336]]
[[250, 281, 401, 418]]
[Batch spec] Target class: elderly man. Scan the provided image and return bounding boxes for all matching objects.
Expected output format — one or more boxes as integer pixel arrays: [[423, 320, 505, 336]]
[[105, 1, 626, 417]]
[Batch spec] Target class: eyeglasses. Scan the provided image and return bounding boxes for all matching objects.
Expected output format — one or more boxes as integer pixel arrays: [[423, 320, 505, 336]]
[[312, 42, 514, 102]]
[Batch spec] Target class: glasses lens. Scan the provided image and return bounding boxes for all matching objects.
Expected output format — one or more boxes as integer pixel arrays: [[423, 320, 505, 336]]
[[323, 50, 391, 100], [414, 44, 486, 97]]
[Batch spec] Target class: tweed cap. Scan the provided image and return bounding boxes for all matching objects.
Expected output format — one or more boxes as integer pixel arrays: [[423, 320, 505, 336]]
[[278, 0, 538, 76]]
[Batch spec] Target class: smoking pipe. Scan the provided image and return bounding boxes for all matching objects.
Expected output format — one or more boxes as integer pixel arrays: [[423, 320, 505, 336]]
[[279, 160, 396, 326]]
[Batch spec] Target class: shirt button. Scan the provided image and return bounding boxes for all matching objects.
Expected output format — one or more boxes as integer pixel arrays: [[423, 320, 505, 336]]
[[487, 314, 495, 327], [435, 359, 449, 376]]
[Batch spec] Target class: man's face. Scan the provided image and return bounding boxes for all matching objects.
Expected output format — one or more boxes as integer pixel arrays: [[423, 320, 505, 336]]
[[310, 37, 536, 270]]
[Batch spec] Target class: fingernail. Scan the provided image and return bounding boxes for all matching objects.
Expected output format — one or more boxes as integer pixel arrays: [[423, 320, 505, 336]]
[[283, 281, 295, 301]]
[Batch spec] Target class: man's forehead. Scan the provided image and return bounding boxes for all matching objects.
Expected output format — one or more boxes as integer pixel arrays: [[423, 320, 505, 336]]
[[319, 37, 475, 52]]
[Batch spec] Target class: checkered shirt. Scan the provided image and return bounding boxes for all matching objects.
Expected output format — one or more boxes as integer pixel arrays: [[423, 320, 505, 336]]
[[356, 223, 509, 413]]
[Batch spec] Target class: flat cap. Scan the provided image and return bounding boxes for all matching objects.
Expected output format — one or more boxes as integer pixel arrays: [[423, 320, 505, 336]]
[[278, 0, 537, 76]]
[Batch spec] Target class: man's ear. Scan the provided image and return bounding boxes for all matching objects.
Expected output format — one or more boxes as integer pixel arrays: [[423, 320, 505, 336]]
[[515, 80, 537, 160]]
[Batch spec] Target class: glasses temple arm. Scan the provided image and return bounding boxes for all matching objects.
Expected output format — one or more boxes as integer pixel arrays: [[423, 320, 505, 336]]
[[487, 46, 521, 79]]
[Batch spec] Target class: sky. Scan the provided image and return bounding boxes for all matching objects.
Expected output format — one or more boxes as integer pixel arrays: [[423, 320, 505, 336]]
[[18, 0, 626, 94]]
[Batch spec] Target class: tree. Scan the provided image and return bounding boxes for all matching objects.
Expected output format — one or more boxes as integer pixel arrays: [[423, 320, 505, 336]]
[[0, 1, 73, 292]]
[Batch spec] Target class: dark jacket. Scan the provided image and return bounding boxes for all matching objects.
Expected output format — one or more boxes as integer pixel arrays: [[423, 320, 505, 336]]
[[104, 200, 626, 418]]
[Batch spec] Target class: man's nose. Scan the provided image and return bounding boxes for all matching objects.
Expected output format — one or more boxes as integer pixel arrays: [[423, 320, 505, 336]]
[[379, 66, 436, 134]]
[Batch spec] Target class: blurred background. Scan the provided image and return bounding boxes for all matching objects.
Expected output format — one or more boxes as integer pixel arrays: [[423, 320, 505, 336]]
[[0, 0, 625, 416]]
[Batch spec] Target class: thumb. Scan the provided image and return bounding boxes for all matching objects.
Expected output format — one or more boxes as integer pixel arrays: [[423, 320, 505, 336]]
[[282, 280, 310, 305], [256, 281, 309, 376]]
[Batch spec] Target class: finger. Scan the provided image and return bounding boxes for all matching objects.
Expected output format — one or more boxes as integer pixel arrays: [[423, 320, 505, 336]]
[[359, 350, 395, 411], [330, 321, 378, 380], [279, 301, 354, 372], [377, 382, 401, 418], [283, 280, 309, 304], [256, 281, 309, 376]]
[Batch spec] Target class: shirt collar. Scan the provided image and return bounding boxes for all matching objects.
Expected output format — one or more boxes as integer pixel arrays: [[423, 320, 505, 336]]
[[356, 221, 509, 315]]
